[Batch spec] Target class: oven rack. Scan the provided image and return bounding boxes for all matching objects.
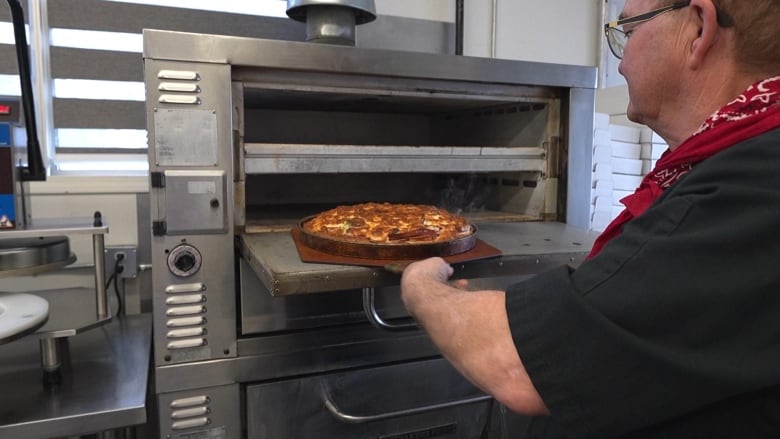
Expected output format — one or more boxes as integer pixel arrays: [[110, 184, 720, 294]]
[[239, 221, 597, 296], [243, 143, 546, 174]]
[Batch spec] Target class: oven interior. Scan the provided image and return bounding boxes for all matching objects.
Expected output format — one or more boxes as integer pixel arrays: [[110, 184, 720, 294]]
[[236, 75, 566, 337], [236, 71, 566, 232]]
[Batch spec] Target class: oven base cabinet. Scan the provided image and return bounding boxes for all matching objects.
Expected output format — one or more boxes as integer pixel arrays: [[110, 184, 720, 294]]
[[245, 358, 531, 438]]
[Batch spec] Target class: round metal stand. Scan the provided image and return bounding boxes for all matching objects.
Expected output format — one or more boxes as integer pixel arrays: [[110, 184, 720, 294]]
[[0, 236, 76, 278], [0, 213, 111, 385]]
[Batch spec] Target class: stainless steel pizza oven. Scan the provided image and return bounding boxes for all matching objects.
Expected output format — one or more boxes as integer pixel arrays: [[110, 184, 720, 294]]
[[144, 27, 597, 438]]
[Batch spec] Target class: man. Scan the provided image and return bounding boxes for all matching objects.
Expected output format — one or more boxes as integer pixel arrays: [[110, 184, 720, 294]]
[[400, 0, 780, 437]]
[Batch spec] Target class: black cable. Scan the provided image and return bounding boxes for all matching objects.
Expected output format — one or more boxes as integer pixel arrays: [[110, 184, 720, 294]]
[[114, 267, 123, 316], [104, 255, 124, 316], [114, 255, 124, 316]]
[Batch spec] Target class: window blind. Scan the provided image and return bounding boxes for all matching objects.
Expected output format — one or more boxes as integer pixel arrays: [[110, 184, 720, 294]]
[[0, 0, 302, 175]]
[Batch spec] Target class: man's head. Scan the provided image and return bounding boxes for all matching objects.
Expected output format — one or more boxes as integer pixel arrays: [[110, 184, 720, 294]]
[[609, 0, 779, 147], [710, 0, 780, 76]]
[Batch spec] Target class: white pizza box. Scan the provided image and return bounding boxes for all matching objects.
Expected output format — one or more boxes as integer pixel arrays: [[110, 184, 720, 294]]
[[639, 128, 666, 144], [612, 173, 643, 191], [593, 196, 613, 213], [594, 128, 611, 146], [590, 189, 612, 205], [612, 205, 625, 218], [609, 124, 641, 143], [612, 189, 633, 202], [591, 181, 613, 203], [594, 112, 611, 130], [641, 159, 657, 175], [611, 157, 644, 176], [592, 178, 614, 193], [641, 142, 667, 160], [610, 140, 642, 159], [591, 211, 613, 231], [593, 145, 612, 163], [593, 163, 613, 180]]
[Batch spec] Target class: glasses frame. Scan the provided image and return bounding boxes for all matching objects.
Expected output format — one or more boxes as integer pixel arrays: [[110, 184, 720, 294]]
[[604, 1, 691, 59]]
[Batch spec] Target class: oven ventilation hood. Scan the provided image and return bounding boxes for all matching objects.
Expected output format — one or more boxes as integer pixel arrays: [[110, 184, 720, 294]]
[[286, 0, 376, 46]]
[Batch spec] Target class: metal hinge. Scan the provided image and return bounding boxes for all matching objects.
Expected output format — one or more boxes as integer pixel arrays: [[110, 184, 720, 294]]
[[153, 221, 167, 236], [151, 171, 165, 188]]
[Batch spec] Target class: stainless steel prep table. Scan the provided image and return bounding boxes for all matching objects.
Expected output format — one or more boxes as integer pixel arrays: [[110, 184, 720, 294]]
[[0, 314, 151, 438], [240, 221, 599, 296]]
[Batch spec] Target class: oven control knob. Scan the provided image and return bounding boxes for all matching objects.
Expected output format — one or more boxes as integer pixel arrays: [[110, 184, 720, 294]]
[[168, 244, 202, 278]]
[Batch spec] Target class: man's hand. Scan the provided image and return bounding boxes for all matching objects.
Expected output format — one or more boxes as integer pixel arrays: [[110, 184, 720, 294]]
[[400, 257, 549, 416]]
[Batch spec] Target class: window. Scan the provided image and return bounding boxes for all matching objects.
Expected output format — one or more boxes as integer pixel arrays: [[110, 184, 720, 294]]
[[0, 0, 293, 176]]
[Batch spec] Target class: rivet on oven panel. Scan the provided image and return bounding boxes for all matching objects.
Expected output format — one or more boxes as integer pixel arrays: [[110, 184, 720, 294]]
[[164, 355, 171, 362], [223, 348, 230, 355]]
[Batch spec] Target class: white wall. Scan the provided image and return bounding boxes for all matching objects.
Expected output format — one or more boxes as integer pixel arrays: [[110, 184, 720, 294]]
[[378, 0, 602, 66]]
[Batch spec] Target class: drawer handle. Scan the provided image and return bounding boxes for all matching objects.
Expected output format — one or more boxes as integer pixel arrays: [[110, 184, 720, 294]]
[[362, 288, 418, 332], [323, 389, 492, 424]]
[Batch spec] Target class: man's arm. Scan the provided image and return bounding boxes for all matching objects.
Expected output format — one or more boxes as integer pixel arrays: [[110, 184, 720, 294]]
[[400, 257, 549, 415]]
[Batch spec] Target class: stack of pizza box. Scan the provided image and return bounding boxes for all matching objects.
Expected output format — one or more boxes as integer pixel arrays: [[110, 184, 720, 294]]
[[591, 115, 654, 232], [639, 128, 667, 174]]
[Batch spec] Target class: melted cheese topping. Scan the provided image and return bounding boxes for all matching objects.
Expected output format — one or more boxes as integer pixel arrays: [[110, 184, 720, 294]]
[[303, 202, 473, 244]]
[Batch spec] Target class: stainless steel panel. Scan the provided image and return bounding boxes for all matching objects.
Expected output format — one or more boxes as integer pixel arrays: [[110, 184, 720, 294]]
[[154, 324, 437, 393], [0, 315, 151, 438], [147, 60, 237, 367], [566, 86, 597, 229], [0, 216, 109, 238], [246, 358, 496, 438], [143, 30, 597, 89], [164, 170, 227, 234], [244, 144, 546, 174], [154, 109, 217, 167], [239, 221, 597, 296]]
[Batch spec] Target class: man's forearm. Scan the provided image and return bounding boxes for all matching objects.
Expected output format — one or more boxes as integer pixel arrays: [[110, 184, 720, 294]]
[[402, 272, 548, 415]]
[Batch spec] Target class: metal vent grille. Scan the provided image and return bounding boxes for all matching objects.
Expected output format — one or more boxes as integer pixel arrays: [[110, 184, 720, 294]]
[[157, 69, 202, 105], [169, 395, 212, 431], [165, 282, 208, 350]]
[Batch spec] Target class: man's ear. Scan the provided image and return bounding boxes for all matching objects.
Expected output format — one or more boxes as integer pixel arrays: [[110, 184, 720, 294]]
[[688, 0, 721, 69]]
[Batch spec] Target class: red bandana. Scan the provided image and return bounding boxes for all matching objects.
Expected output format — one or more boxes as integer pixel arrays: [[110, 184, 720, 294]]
[[588, 76, 780, 258]]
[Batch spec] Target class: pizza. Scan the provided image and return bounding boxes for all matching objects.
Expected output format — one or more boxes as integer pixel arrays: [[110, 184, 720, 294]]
[[301, 202, 474, 245]]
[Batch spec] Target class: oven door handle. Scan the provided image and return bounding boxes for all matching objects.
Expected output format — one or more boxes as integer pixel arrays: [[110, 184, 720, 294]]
[[362, 287, 418, 331], [323, 389, 492, 424]]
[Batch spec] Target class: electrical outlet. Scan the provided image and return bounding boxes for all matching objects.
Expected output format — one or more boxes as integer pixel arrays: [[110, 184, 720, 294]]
[[105, 246, 138, 279]]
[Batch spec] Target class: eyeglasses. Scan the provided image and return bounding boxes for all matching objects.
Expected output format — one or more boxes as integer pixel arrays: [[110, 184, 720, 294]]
[[604, 1, 691, 59]]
